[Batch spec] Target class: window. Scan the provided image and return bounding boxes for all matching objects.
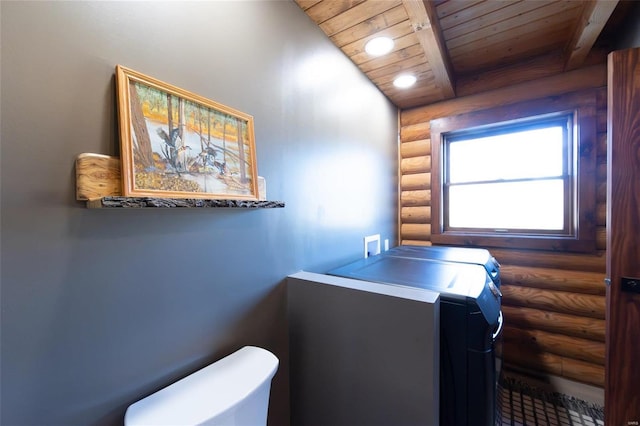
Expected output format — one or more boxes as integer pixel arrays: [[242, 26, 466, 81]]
[[446, 114, 572, 232], [430, 92, 597, 252]]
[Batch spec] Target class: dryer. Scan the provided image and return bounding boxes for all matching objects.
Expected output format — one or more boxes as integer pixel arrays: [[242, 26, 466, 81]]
[[328, 245, 502, 426]]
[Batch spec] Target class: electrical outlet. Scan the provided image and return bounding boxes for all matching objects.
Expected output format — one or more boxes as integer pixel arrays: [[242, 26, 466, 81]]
[[364, 234, 381, 258]]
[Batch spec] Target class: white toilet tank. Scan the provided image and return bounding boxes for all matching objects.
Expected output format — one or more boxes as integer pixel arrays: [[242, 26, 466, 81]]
[[124, 346, 279, 426]]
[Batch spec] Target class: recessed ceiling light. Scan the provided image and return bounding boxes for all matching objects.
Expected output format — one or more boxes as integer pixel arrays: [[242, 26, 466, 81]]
[[393, 74, 417, 88], [364, 37, 394, 56]]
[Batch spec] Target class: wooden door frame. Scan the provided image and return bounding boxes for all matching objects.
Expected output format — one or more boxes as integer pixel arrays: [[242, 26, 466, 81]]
[[605, 47, 640, 425]]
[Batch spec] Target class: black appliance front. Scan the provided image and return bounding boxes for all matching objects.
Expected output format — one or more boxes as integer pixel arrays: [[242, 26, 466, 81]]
[[328, 245, 502, 426]]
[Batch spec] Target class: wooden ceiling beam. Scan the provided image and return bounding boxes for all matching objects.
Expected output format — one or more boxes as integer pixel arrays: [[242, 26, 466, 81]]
[[401, 0, 455, 99], [564, 0, 619, 71]]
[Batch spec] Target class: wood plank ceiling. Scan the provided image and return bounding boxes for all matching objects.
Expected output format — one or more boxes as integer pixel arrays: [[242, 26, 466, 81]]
[[295, 0, 626, 109]]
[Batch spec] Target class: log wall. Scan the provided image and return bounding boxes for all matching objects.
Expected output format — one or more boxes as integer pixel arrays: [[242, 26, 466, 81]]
[[398, 64, 608, 388]]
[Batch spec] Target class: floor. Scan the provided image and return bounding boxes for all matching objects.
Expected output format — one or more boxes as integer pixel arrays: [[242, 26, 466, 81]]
[[497, 375, 605, 426]]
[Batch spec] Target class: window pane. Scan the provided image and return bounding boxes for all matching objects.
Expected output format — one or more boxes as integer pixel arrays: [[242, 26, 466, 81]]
[[449, 126, 565, 183], [448, 180, 565, 230]]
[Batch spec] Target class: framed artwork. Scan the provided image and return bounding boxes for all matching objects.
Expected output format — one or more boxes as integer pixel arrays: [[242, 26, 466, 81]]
[[115, 65, 259, 200]]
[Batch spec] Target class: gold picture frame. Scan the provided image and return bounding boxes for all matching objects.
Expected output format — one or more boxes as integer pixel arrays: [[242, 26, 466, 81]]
[[115, 65, 259, 200]]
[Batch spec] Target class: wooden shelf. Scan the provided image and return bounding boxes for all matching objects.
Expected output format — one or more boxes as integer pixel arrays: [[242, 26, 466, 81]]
[[87, 197, 285, 209], [76, 153, 284, 209]]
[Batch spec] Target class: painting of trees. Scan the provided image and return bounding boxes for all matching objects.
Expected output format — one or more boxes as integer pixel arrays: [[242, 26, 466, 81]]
[[129, 83, 154, 169], [236, 117, 247, 183], [116, 65, 258, 200]]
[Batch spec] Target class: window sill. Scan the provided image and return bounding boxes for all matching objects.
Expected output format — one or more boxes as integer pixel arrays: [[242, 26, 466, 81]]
[[430, 232, 596, 253]]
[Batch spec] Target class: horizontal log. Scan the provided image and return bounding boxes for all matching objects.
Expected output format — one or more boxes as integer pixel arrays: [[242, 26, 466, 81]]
[[75, 153, 122, 200], [490, 248, 606, 273], [400, 239, 432, 246], [400, 223, 431, 241], [400, 122, 430, 142], [563, 361, 605, 388], [401, 64, 606, 126], [501, 285, 605, 319], [501, 342, 561, 377], [400, 190, 431, 207], [501, 305, 605, 342], [400, 156, 431, 174], [401, 206, 431, 223], [500, 265, 605, 295], [502, 342, 604, 387], [400, 173, 430, 191], [400, 139, 431, 158], [503, 327, 605, 365]]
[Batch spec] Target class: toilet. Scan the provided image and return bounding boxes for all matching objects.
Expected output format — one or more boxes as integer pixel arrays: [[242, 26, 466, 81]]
[[124, 346, 279, 426]]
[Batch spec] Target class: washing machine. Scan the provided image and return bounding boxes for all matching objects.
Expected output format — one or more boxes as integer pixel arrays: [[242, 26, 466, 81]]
[[328, 245, 503, 426]]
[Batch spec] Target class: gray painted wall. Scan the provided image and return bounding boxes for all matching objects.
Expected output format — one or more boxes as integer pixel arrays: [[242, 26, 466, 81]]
[[0, 2, 398, 425]]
